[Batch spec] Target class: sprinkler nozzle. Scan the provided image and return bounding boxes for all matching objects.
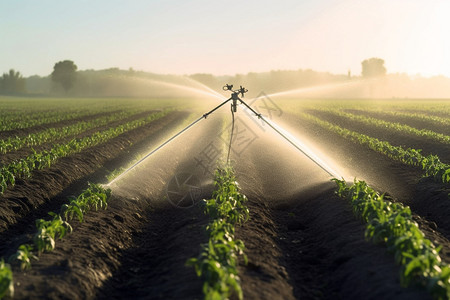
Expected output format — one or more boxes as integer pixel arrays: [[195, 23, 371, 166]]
[[223, 84, 233, 91], [239, 86, 248, 97], [223, 84, 249, 112]]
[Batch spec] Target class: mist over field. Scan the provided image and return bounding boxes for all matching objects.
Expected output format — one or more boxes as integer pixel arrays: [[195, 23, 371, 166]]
[[19, 67, 450, 99], [2, 1, 450, 299]]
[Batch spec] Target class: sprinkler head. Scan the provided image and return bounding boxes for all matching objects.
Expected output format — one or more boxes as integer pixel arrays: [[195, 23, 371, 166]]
[[239, 86, 248, 97], [223, 84, 233, 91], [223, 84, 249, 113], [223, 84, 248, 98]]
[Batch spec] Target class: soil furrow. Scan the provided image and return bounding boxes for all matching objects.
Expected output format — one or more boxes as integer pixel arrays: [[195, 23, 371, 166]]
[[271, 188, 430, 299], [0, 111, 188, 244], [0, 110, 159, 166], [0, 110, 120, 139], [307, 109, 450, 163], [6, 103, 450, 300], [281, 113, 450, 261], [345, 109, 450, 136]]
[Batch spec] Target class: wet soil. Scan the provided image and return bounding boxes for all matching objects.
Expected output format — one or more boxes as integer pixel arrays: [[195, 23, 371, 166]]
[[0, 111, 189, 256], [3, 106, 449, 299], [307, 109, 450, 163]]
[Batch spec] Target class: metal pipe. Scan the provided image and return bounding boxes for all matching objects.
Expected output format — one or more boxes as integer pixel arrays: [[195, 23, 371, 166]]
[[238, 99, 336, 177], [107, 98, 232, 186], [203, 98, 231, 118], [106, 82, 338, 187]]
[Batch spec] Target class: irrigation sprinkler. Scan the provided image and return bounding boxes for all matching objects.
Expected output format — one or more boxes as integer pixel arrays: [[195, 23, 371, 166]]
[[220, 85, 337, 177], [107, 84, 336, 186]]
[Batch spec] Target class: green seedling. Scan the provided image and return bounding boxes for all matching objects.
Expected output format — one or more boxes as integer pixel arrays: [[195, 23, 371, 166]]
[[9, 244, 38, 271], [304, 112, 450, 185], [188, 166, 248, 300], [0, 260, 13, 299], [333, 178, 450, 299], [0, 111, 169, 194], [61, 183, 111, 222], [33, 212, 72, 253]]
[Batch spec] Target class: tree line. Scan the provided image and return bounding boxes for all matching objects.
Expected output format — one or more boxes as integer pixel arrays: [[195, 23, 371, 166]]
[[1, 58, 388, 97]]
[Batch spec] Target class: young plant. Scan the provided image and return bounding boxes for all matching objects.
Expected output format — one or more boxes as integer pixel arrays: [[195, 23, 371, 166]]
[[333, 178, 450, 299], [9, 244, 38, 271], [0, 260, 13, 299], [0, 110, 170, 194], [33, 212, 72, 253], [5, 181, 112, 278], [61, 183, 111, 222], [302, 112, 450, 185], [187, 166, 248, 300]]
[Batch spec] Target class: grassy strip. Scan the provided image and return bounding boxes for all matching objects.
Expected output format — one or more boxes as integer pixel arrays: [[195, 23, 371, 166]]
[[3, 183, 111, 298], [315, 108, 450, 145], [187, 166, 249, 300], [0, 110, 171, 194], [333, 178, 450, 299], [301, 112, 450, 184]]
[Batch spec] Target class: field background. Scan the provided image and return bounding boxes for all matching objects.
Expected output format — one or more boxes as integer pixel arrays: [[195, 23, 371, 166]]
[[0, 95, 449, 299]]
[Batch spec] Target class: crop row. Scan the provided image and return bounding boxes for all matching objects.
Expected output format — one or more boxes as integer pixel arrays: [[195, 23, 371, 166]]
[[0, 110, 170, 194], [327, 101, 450, 117], [334, 179, 450, 299], [311, 108, 450, 146], [346, 109, 450, 128], [0, 183, 111, 299], [187, 166, 249, 300], [0, 109, 101, 132], [301, 112, 450, 184], [0, 260, 12, 299], [0, 106, 86, 120], [0, 109, 146, 154], [396, 105, 450, 117], [0, 99, 147, 132]]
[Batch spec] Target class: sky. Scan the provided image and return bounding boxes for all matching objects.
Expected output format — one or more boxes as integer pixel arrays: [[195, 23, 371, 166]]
[[1, 0, 449, 77]]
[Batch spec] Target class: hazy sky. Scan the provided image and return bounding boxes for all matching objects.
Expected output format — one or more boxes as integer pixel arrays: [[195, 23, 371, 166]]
[[1, 0, 449, 77]]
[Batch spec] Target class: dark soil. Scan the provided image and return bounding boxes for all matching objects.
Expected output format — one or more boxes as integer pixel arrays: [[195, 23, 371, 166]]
[[11, 195, 149, 299], [307, 109, 450, 163], [271, 186, 430, 300], [97, 199, 208, 300], [14, 187, 431, 299], [4, 105, 450, 299], [281, 112, 450, 260], [0, 111, 189, 257], [0, 110, 160, 166], [345, 109, 450, 136], [0, 110, 119, 140], [236, 199, 295, 300]]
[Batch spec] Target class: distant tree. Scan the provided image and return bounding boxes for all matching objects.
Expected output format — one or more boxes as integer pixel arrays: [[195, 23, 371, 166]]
[[0, 69, 25, 95], [361, 58, 386, 78], [51, 60, 77, 93]]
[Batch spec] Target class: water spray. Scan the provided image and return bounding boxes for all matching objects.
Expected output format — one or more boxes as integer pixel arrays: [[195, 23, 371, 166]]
[[107, 84, 339, 186], [219, 85, 338, 177]]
